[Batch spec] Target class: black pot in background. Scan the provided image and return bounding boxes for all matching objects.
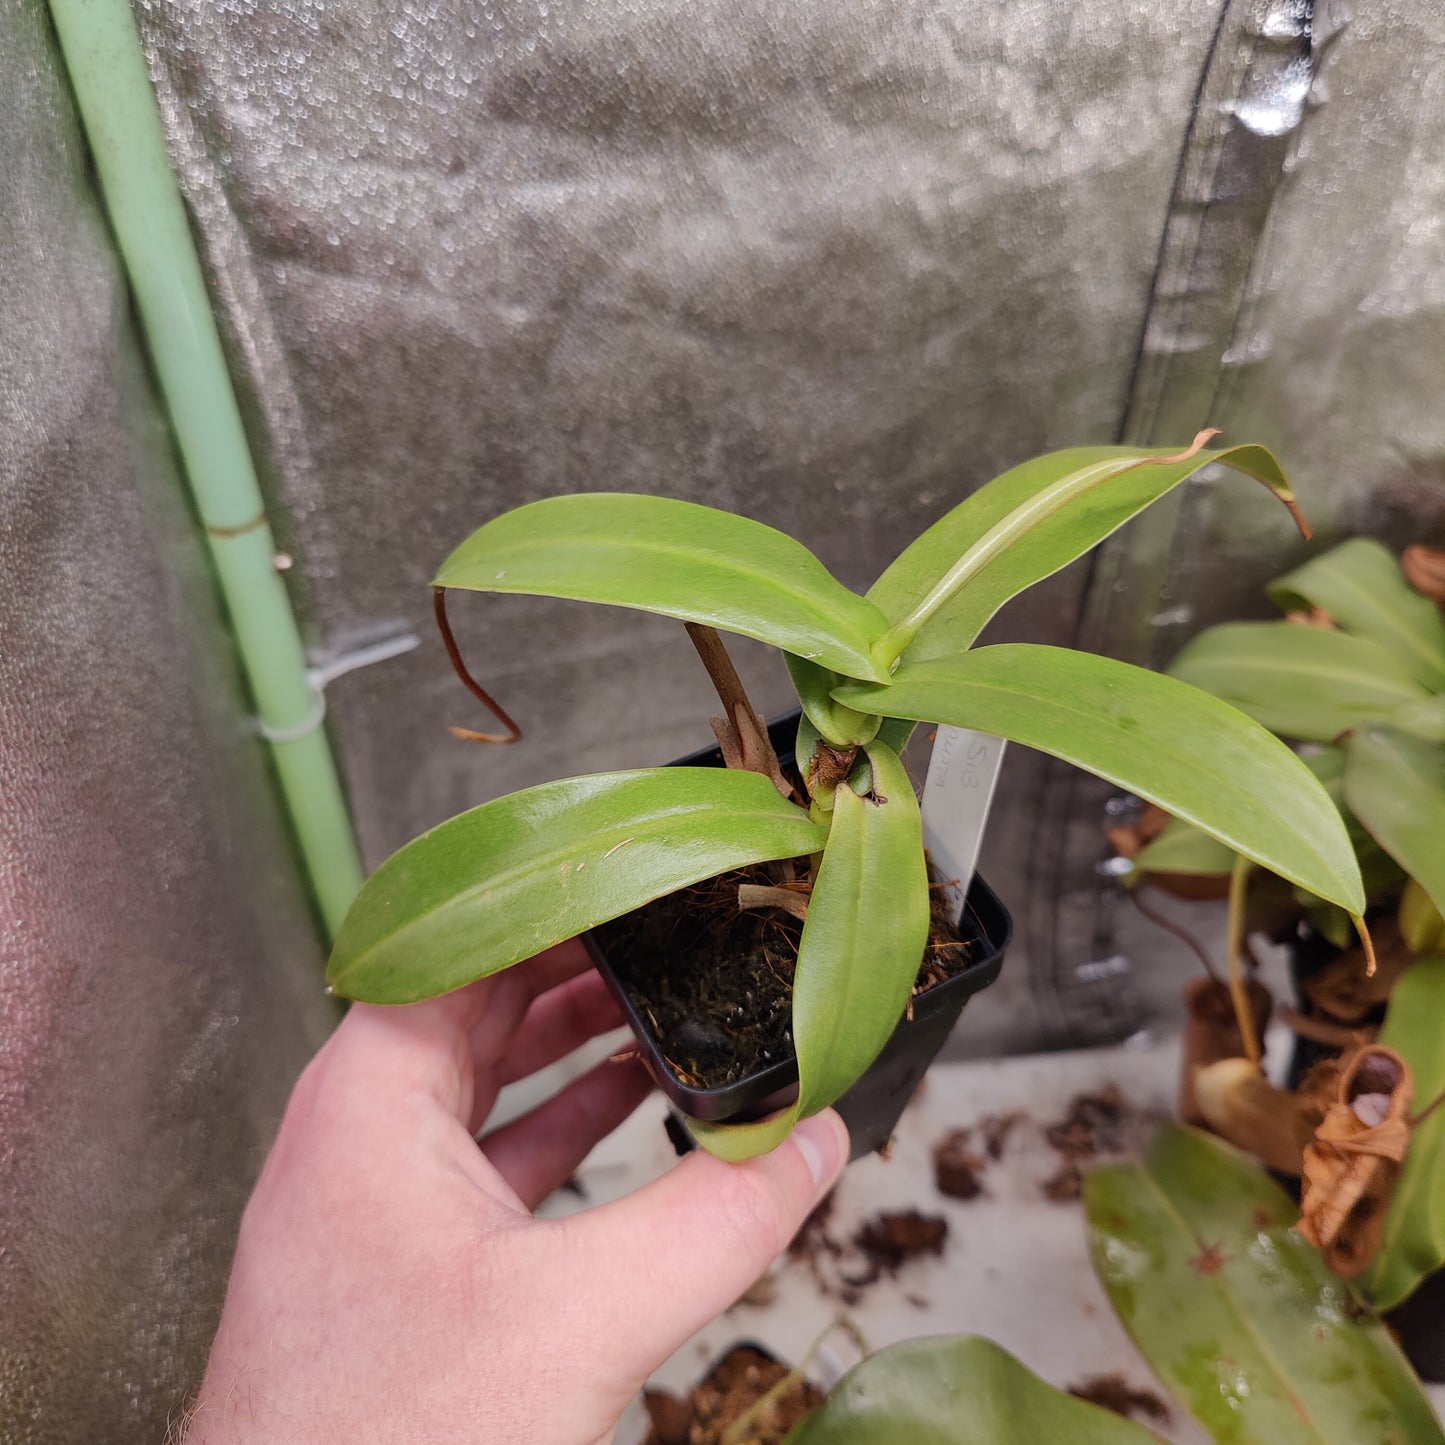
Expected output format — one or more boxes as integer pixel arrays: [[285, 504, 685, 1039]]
[[587, 711, 1012, 1161], [1283, 922, 1383, 1091]]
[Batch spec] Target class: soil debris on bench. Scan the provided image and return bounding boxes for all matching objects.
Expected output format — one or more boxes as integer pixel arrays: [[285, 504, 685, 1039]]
[[1040, 1086, 1159, 1202], [1068, 1373, 1171, 1425], [933, 1129, 988, 1200], [977, 1110, 1024, 1160], [931, 1110, 1024, 1200], [788, 1191, 843, 1269], [847, 1209, 949, 1287]]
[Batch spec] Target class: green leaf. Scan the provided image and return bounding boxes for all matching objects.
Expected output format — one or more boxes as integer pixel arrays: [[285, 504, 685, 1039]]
[[785, 1336, 1160, 1444], [1268, 538, 1445, 691], [1298, 749, 1406, 902], [792, 741, 930, 1117], [1399, 879, 1445, 955], [1343, 724, 1445, 917], [785, 652, 882, 747], [1367, 956, 1445, 1310], [1131, 816, 1236, 879], [834, 645, 1364, 915], [1301, 898, 1354, 950], [1392, 694, 1445, 743], [1168, 622, 1429, 743], [689, 741, 929, 1161], [875, 716, 918, 754], [434, 493, 891, 682], [1087, 1124, 1443, 1445], [867, 442, 1299, 663], [326, 769, 827, 1003]]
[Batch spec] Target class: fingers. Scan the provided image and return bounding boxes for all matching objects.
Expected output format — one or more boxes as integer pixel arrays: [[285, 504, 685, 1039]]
[[494, 969, 625, 1087], [320, 940, 598, 1125], [458, 938, 597, 1069], [547, 1110, 848, 1378], [480, 1055, 654, 1208]]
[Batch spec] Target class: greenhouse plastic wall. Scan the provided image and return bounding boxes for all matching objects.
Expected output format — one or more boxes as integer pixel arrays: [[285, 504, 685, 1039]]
[[2, 0, 1443, 1438]]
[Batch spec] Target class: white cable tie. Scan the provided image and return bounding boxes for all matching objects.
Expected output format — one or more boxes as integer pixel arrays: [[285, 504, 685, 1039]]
[[308, 631, 421, 689], [257, 682, 327, 745], [257, 631, 421, 745]]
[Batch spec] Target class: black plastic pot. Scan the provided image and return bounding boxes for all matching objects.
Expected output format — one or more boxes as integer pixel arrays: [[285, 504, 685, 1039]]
[[1283, 921, 1378, 1092], [587, 712, 1012, 1160]]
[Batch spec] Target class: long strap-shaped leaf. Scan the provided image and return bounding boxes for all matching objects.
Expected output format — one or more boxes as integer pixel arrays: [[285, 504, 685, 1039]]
[[1367, 957, 1445, 1311], [833, 645, 1364, 915], [434, 493, 892, 683], [326, 768, 827, 1003], [866, 441, 1300, 664], [1168, 621, 1429, 743], [1087, 1125, 1443, 1445], [690, 741, 930, 1161], [1344, 723, 1445, 916], [786, 1336, 1159, 1444], [1267, 538, 1445, 691]]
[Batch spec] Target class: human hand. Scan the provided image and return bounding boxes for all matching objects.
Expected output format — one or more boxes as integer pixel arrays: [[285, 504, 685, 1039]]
[[182, 940, 848, 1445]]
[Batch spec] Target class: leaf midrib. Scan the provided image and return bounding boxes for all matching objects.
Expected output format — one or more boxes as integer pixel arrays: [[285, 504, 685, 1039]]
[[450, 529, 884, 655], [795, 785, 868, 1112], [335, 795, 821, 979], [1131, 1166, 1330, 1443], [1180, 652, 1424, 703], [1291, 567, 1445, 688], [866, 669, 1348, 899]]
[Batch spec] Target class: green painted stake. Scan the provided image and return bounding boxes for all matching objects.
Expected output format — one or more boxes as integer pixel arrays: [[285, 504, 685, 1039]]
[[48, 0, 364, 936]]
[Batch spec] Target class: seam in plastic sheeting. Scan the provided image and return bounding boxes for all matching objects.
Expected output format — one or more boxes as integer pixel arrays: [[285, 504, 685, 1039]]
[[1025, 0, 1320, 1046]]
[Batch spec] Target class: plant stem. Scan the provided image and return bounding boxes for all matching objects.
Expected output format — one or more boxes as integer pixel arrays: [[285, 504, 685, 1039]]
[[1227, 855, 1261, 1066], [685, 623, 795, 801], [1129, 887, 1220, 983]]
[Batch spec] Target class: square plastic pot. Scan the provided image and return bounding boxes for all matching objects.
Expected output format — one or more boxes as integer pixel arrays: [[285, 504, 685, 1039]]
[[587, 711, 1012, 1160]]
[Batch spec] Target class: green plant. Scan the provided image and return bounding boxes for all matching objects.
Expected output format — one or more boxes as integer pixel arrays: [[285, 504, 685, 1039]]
[[1086, 1124, 1444, 1443], [1127, 538, 1445, 1311], [326, 436, 1364, 1161], [1136, 538, 1445, 948], [785, 1335, 1160, 1444]]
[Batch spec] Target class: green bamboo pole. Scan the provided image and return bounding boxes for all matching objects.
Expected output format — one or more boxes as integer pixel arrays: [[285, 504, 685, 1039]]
[[47, 0, 363, 936]]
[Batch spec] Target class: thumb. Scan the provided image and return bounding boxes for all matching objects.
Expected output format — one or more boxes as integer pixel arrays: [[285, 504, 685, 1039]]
[[553, 1109, 848, 1378]]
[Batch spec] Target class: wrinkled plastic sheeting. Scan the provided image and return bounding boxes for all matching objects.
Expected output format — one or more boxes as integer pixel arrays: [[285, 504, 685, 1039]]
[[1023, 0, 1445, 1044], [3, 3, 1445, 1435], [0, 7, 335, 1442], [126, 0, 1210, 1007], [129, 0, 1444, 1054]]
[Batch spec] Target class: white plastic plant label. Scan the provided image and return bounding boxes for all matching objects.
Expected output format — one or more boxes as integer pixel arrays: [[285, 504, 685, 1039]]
[[920, 725, 1006, 925]]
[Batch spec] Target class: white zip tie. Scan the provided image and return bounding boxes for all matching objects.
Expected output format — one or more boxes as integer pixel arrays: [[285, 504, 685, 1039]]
[[257, 631, 420, 745]]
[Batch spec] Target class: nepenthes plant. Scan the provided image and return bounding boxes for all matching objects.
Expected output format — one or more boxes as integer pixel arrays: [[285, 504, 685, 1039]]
[[326, 432, 1366, 1160]]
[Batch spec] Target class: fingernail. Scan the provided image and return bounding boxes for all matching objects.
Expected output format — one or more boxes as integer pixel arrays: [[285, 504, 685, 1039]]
[[792, 1110, 847, 1189]]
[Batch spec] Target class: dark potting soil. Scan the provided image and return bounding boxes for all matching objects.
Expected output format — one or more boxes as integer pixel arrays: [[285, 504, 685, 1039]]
[[594, 860, 977, 1091], [642, 1344, 822, 1445]]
